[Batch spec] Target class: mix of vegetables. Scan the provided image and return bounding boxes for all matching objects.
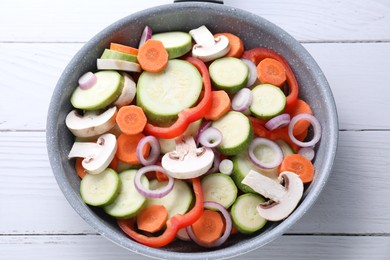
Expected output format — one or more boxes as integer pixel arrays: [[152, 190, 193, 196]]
[[65, 24, 322, 248]]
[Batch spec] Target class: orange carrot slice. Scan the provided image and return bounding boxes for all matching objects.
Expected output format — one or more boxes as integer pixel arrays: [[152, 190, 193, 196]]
[[257, 58, 287, 87], [138, 39, 168, 73], [116, 105, 147, 136], [137, 205, 168, 233], [110, 42, 139, 55], [116, 133, 149, 165], [204, 90, 231, 121], [191, 209, 224, 244], [284, 99, 313, 136], [214, 32, 244, 58], [279, 154, 315, 183]]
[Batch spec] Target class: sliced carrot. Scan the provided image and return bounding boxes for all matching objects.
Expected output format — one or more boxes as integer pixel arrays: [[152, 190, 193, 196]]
[[137, 205, 168, 233], [284, 99, 313, 136], [214, 32, 244, 58], [137, 39, 168, 73], [108, 155, 119, 172], [279, 154, 315, 184], [116, 133, 150, 165], [116, 105, 147, 135], [257, 58, 287, 87], [204, 90, 231, 121], [110, 42, 139, 55], [75, 157, 87, 179], [191, 209, 224, 244], [248, 116, 269, 138]]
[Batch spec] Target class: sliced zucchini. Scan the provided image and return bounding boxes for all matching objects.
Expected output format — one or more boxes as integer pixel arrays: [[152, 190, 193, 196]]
[[101, 49, 138, 63], [70, 71, 123, 110], [145, 179, 193, 218], [209, 57, 249, 94], [275, 139, 295, 157], [211, 111, 253, 156], [151, 31, 192, 59], [136, 59, 202, 126], [250, 84, 286, 119], [232, 151, 279, 193], [201, 173, 237, 209], [231, 193, 267, 234], [80, 168, 120, 207], [103, 169, 149, 219]]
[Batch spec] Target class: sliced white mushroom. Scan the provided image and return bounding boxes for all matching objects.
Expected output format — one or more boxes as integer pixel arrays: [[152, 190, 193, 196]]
[[65, 106, 117, 138], [192, 35, 231, 62], [68, 133, 117, 175], [113, 72, 136, 108], [189, 25, 216, 48], [242, 170, 304, 221], [161, 136, 214, 179]]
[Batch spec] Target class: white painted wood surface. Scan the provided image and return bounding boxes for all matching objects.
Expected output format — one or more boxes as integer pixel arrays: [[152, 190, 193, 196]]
[[1, 0, 389, 259]]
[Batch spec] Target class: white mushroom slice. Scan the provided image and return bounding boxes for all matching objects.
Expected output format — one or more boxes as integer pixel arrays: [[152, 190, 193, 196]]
[[189, 25, 216, 48], [192, 35, 231, 62], [242, 170, 304, 221], [68, 133, 117, 175], [161, 136, 214, 179], [65, 106, 117, 138], [113, 73, 136, 107]]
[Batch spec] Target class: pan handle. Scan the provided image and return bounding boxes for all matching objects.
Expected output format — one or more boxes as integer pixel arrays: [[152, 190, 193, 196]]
[[174, 0, 223, 4]]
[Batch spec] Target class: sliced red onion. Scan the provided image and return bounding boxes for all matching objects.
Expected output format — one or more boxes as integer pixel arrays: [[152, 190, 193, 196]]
[[241, 58, 258, 88], [231, 88, 253, 112], [134, 165, 174, 198], [186, 201, 232, 248], [249, 137, 284, 169], [288, 113, 322, 147], [138, 25, 153, 48], [78, 72, 97, 90], [176, 228, 191, 241], [195, 120, 212, 144], [198, 127, 222, 148], [136, 135, 160, 166], [219, 159, 233, 175], [207, 149, 221, 174], [264, 113, 291, 131], [298, 147, 315, 161]]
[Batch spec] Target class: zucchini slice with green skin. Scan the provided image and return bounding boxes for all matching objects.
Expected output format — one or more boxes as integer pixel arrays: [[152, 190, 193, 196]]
[[211, 111, 253, 156], [136, 59, 203, 126], [201, 173, 238, 209], [209, 57, 249, 94], [104, 169, 149, 219], [250, 84, 286, 119], [231, 193, 267, 234], [232, 151, 279, 193], [101, 49, 138, 63], [71, 71, 123, 110], [80, 168, 120, 207], [145, 179, 193, 218], [151, 31, 192, 59]]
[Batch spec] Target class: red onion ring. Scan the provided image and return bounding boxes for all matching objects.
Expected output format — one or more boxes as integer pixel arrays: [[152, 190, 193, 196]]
[[78, 72, 97, 90], [138, 25, 153, 48], [136, 135, 160, 166], [248, 137, 284, 169], [195, 120, 212, 144], [207, 149, 221, 174], [198, 127, 222, 148], [298, 147, 315, 161], [134, 165, 174, 198], [241, 58, 258, 88], [288, 113, 322, 147], [264, 113, 291, 131], [186, 201, 232, 248], [231, 88, 253, 112]]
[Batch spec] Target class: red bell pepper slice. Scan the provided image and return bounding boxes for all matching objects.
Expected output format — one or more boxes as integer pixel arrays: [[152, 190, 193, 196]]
[[241, 48, 299, 110], [117, 177, 204, 248], [143, 57, 213, 139]]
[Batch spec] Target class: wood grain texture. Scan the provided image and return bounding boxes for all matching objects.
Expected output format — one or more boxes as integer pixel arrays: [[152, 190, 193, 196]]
[[1, 131, 389, 235], [1, 235, 389, 260], [1, 42, 389, 131], [1, 0, 389, 43]]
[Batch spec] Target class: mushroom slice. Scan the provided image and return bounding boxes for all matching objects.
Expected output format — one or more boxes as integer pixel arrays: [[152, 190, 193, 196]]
[[192, 35, 230, 62], [68, 133, 117, 175], [189, 25, 216, 48], [65, 106, 117, 138], [241, 170, 304, 221], [113, 72, 136, 108], [161, 136, 214, 179]]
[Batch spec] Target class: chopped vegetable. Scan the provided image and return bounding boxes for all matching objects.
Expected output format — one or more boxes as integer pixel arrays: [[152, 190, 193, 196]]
[[110, 42, 139, 55], [137, 39, 168, 73], [137, 205, 169, 233], [279, 154, 315, 183], [116, 105, 147, 135], [204, 90, 231, 121], [116, 133, 149, 165], [214, 32, 244, 58], [257, 58, 286, 87]]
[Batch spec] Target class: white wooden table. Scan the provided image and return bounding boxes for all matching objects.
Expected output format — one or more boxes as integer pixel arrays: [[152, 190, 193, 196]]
[[1, 0, 390, 259]]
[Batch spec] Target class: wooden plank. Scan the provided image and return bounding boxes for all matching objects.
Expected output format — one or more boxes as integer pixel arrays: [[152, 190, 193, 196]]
[[1, 234, 389, 260], [1, 42, 389, 131], [1, 0, 389, 42], [1, 130, 390, 235]]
